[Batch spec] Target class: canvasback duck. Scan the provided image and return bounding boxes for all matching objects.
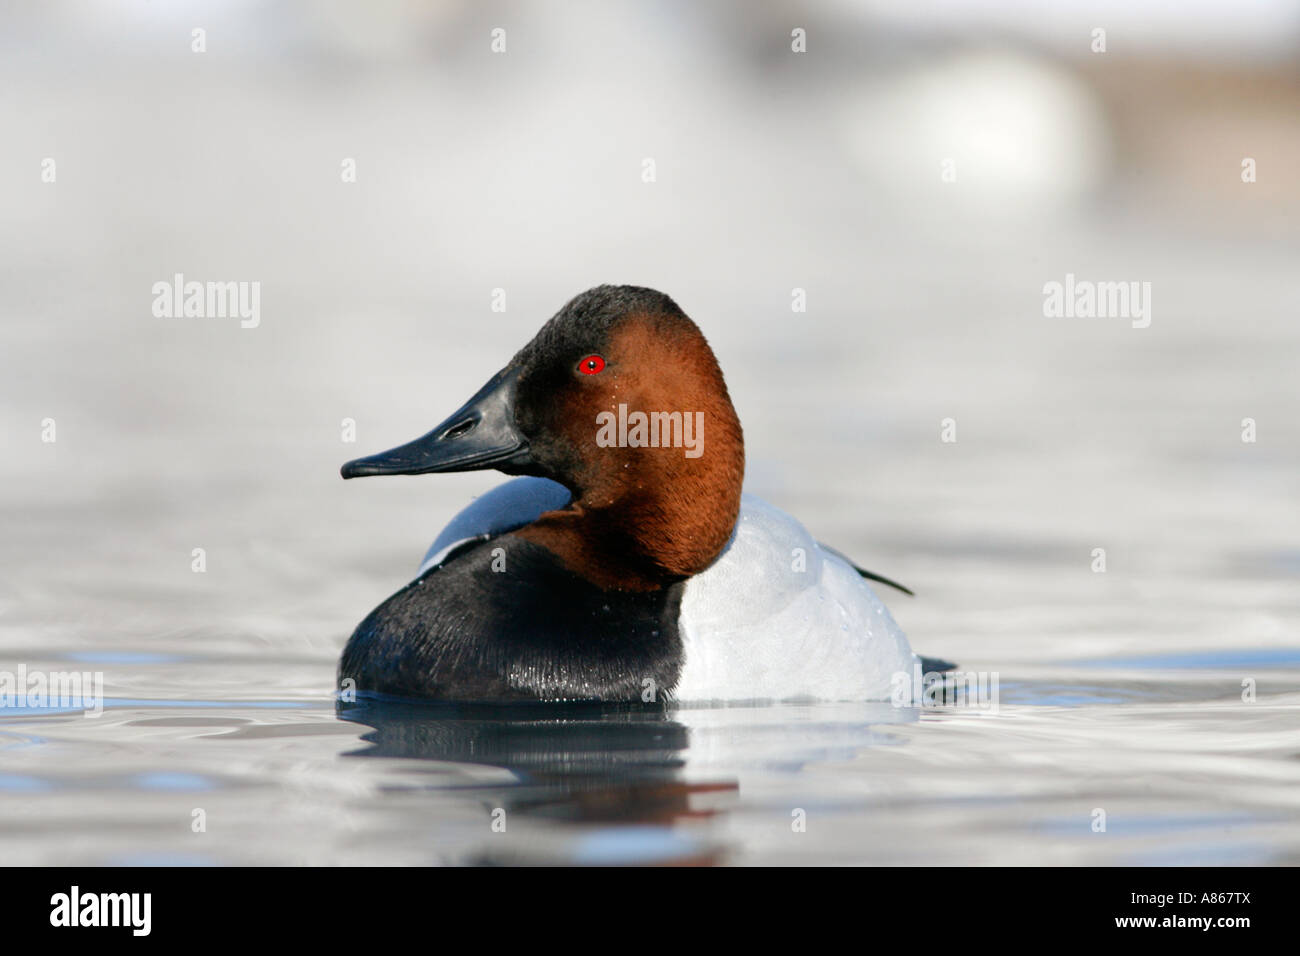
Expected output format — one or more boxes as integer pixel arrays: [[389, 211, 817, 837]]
[[339, 285, 930, 703]]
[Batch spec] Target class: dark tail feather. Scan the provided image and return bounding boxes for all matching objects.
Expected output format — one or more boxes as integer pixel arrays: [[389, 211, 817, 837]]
[[918, 656, 957, 672], [853, 566, 914, 597], [817, 542, 915, 596]]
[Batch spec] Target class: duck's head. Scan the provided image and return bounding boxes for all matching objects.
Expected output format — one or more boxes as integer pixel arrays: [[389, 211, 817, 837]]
[[342, 285, 745, 587]]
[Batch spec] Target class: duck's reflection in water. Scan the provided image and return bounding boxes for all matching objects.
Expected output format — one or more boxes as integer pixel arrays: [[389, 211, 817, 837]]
[[337, 697, 737, 864]]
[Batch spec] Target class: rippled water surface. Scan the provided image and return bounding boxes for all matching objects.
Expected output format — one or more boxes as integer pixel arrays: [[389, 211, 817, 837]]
[[4, 574, 1298, 865]]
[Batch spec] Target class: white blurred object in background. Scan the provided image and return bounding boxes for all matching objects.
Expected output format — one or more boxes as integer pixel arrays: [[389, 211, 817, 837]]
[[840, 50, 1111, 216]]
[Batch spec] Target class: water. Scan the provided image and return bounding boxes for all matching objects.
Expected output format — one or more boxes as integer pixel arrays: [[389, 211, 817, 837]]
[[3, 646, 1297, 865], [2, 5, 1298, 866]]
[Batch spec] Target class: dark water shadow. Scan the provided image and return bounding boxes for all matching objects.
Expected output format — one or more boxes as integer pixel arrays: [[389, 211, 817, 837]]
[[336, 696, 737, 843]]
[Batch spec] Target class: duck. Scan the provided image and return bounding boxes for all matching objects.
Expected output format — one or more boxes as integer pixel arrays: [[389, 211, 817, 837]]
[[339, 285, 934, 704]]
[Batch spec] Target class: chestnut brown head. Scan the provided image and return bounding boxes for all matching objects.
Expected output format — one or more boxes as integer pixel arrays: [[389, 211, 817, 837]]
[[342, 285, 746, 581]]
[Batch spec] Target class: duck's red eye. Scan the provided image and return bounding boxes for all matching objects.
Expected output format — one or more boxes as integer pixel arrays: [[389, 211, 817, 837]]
[[578, 354, 605, 375]]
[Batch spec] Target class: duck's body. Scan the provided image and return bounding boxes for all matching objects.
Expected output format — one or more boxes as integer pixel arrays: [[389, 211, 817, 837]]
[[342, 477, 915, 702], [339, 285, 925, 704]]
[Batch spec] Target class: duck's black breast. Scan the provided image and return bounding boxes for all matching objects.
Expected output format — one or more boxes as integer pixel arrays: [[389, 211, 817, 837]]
[[338, 534, 685, 702]]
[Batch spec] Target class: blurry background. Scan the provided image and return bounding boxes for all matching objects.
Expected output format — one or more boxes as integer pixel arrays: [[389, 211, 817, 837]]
[[1, 2, 1298, 865]]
